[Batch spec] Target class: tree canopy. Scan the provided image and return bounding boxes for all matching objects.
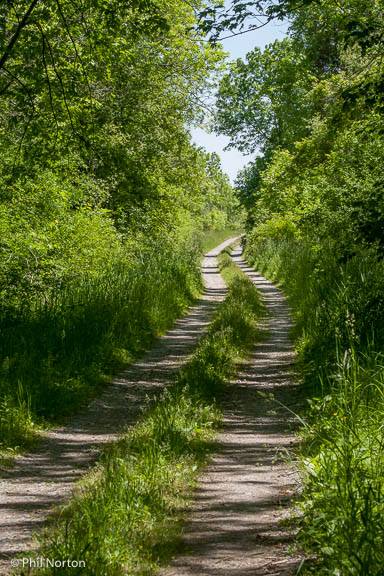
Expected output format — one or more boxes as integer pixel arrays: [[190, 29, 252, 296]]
[[213, 0, 384, 248], [0, 0, 240, 450]]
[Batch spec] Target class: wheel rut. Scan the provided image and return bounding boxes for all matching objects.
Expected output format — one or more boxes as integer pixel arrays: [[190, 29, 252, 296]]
[[0, 237, 237, 573], [161, 247, 304, 576]]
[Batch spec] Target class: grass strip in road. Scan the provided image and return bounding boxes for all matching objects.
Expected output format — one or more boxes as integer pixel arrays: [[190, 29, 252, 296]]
[[19, 250, 263, 576]]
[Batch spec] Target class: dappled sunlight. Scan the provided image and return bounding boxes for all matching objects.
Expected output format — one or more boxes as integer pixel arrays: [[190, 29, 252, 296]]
[[162, 250, 303, 576], [0, 240, 236, 570]]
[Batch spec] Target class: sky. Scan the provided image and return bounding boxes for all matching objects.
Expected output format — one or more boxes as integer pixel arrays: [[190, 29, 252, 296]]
[[191, 18, 289, 183]]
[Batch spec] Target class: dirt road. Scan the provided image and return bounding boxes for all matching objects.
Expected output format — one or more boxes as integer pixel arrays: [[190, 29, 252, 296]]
[[0, 237, 237, 573], [162, 248, 303, 576]]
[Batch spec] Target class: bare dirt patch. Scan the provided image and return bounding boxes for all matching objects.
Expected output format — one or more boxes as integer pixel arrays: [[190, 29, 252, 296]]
[[161, 247, 304, 576]]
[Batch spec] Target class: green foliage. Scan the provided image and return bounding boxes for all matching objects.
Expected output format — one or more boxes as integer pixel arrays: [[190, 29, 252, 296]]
[[246, 232, 384, 574], [200, 227, 242, 252], [0, 0, 221, 180], [197, 152, 243, 232], [25, 251, 263, 576], [34, 385, 220, 576], [299, 350, 384, 575], [215, 0, 384, 245], [0, 387, 37, 452], [247, 230, 384, 373], [216, 38, 312, 153], [216, 0, 384, 571], [248, 113, 384, 254], [0, 0, 239, 453], [0, 229, 202, 452]]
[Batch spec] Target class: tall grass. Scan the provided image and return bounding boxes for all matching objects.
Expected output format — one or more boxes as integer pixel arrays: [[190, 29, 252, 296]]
[[22, 251, 263, 576], [300, 348, 384, 574], [0, 237, 201, 454], [246, 234, 384, 574], [201, 228, 242, 253]]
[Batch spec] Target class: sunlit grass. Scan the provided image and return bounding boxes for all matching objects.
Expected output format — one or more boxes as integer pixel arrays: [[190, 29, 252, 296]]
[[201, 228, 243, 253], [298, 347, 384, 574], [23, 251, 264, 576], [246, 235, 384, 574], [0, 240, 201, 453]]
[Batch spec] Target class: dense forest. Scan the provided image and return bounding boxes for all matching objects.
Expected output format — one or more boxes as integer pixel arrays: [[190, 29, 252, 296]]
[[0, 0, 238, 450], [213, 0, 384, 573]]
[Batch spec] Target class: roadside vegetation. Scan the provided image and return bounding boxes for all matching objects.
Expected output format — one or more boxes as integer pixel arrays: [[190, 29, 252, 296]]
[[200, 227, 243, 253], [0, 1, 240, 456], [246, 236, 384, 575], [209, 0, 384, 572], [20, 250, 263, 576], [3, 0, 383, 572]]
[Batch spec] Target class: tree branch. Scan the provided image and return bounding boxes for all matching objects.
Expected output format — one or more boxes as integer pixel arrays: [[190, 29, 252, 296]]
[[2, 66, 36, 112], [0, 0, 41, 71]]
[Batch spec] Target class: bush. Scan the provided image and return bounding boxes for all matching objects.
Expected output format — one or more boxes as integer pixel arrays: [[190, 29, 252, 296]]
[[0, 180, 202, 451]]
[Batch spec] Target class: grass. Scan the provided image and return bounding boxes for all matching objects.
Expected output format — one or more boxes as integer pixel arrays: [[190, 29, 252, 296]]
[[245, 234, 384, 575], [201, 228, 243, 253], [0, 229, 248, 457], [20, 248, 263, 576], [298, 347, 384, 575], [0, 238, 202, 458]]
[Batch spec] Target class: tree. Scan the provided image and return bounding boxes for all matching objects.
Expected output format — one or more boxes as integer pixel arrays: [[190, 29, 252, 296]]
[[215, 38, 312, 154]]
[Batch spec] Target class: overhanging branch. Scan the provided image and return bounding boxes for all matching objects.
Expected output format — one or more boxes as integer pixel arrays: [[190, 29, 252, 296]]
[[0, 0, 41, 71]]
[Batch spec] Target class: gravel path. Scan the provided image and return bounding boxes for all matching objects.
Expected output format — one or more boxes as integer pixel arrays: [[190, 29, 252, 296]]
[[0, 238, 237, 574], [161, 247, 303, 576]]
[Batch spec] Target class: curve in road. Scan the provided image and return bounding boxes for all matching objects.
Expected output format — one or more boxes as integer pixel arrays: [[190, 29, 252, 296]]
[[0, 237, 237, 573], [161, 247, 304, 576]]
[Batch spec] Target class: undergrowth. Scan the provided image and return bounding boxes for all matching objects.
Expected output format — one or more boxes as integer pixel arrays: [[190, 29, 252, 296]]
[[246, 233, 384, 575], [0, 237, 201, 457], [20, 247, 263, 575], [299, 348, 384, 575]]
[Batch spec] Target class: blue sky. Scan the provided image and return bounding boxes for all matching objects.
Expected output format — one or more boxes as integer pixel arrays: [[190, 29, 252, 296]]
[[191, 18, 289, 183]]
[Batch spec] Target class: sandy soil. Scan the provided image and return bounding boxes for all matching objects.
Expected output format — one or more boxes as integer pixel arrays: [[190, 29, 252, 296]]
[[0, 237, 237, 574], [161, 247, 304, 576]]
